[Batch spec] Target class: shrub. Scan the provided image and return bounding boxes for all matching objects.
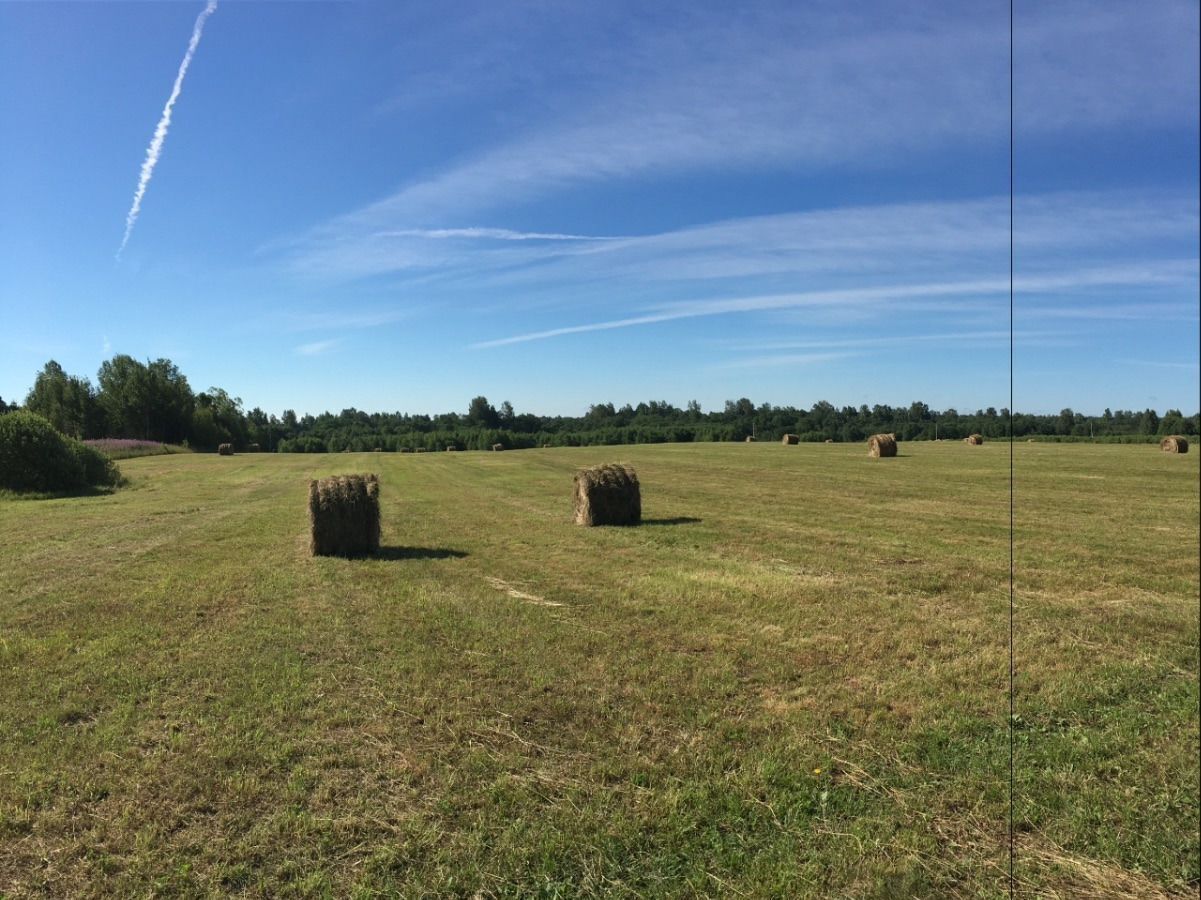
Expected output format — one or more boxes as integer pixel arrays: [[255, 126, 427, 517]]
[[0, 411, 121, 493], [72, 441, 120, 488]]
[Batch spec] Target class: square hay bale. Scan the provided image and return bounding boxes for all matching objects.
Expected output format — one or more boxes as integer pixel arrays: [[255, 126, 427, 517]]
[[573, 463, 640, 526], [308, 474, 381, 557], [868, 434, 897, 458], [1160, 435, 1189, 454], [781, 434, 799, 445], [217, 443, 233, 456]]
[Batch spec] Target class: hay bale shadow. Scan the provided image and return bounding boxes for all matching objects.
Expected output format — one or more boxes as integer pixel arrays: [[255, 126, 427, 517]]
[[376, 546, 468, 561], [642, 516, 702, 526]]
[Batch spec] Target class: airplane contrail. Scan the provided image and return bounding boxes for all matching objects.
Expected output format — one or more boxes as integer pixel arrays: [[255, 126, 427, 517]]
[[116, 1, 218, 260]]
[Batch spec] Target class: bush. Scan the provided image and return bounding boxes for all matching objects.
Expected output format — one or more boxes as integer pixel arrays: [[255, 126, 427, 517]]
[[0, 411, 121, 493], [72, 441, 121, 488]]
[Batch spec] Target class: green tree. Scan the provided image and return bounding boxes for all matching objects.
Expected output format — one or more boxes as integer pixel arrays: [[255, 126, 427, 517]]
[[96, 355, 194, 442], [25, 361, 101, 438], [467, 396, 499, 428]]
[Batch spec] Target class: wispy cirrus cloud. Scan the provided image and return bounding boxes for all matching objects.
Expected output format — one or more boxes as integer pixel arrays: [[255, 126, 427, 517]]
[[280, 308, 414, 333], [275, 190, 1198, 291], [376, 227, 620, 242], [275, 1, 1196, 262], [1118, 358, 1201, 369], [471, 262, 1197, 349], [295, 339, 341, 356]]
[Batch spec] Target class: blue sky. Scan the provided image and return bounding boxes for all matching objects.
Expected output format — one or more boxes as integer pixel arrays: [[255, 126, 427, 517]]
[[1, 1, 1197, 416]]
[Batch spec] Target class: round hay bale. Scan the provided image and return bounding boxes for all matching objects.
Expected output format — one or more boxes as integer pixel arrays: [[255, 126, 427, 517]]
[[217, 443, 233, 456], [373, 447, 383, 452], [446, 445, 457, 452], [781, 434, 799, 445], [745, 436, 756, 442], [824, 439, 834, 444], [492, 443, 505, 451], [573, 463, 641, 526], [867, 434, 897, 458], [965, 434, 984, 445], [1160, 435, 1189, 454], [248, 443, 260, 452], [308, 473, 381, 558]]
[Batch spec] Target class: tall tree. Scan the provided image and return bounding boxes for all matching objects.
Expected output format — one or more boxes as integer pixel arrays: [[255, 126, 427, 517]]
[[25, 360, 101, 438], [97, 355, 193, 442]]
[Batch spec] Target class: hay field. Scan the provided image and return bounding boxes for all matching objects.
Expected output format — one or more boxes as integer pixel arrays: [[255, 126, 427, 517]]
[[1, 443, 1197, 897]]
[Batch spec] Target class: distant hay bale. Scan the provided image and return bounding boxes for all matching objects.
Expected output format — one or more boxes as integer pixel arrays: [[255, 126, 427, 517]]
[[965, 434, 984, 445], [415, 448, 428, 453], [782, 434, 799, 445], [492, 443, 505, 451], [308, 474, 380, 558], [745, 436, 756, 442], [446, 445, 457, 452], [248, 443, 260, 452], [1160, 435, 1189, 454], [867, 434, 897, 458], [825, 439, 834, 444], [573, 463, 641, 526], [373, 447, 382, 452], [400, 447, 414, 453], [217, 443, 233, 456]]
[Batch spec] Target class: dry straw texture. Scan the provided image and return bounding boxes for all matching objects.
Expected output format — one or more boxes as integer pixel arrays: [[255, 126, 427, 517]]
[[868, 434, 898, 458], [965, 434, 984, 445], [781, 434, 799, 445], [1160, 435, 1189, 454], [573, 463, 641, 526], [308, 474, 381, 558], [217, 443, 233, 456]]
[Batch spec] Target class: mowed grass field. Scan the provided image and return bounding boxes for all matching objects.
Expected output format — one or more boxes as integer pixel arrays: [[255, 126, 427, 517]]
[[1, 443, 1197, 898]]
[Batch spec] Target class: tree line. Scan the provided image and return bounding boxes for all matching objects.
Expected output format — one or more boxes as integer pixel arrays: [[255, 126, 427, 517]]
[[7, 357, 1199, 453]]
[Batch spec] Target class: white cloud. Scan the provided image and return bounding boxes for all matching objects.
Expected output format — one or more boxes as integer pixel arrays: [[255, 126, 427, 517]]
[[295, 339, 341, 356], [278, 1, 1196, 257], [472, 262, 1197, 348]]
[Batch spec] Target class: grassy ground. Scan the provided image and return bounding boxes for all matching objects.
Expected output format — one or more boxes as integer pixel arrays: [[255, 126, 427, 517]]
[[0, 443, 1196, 898]]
